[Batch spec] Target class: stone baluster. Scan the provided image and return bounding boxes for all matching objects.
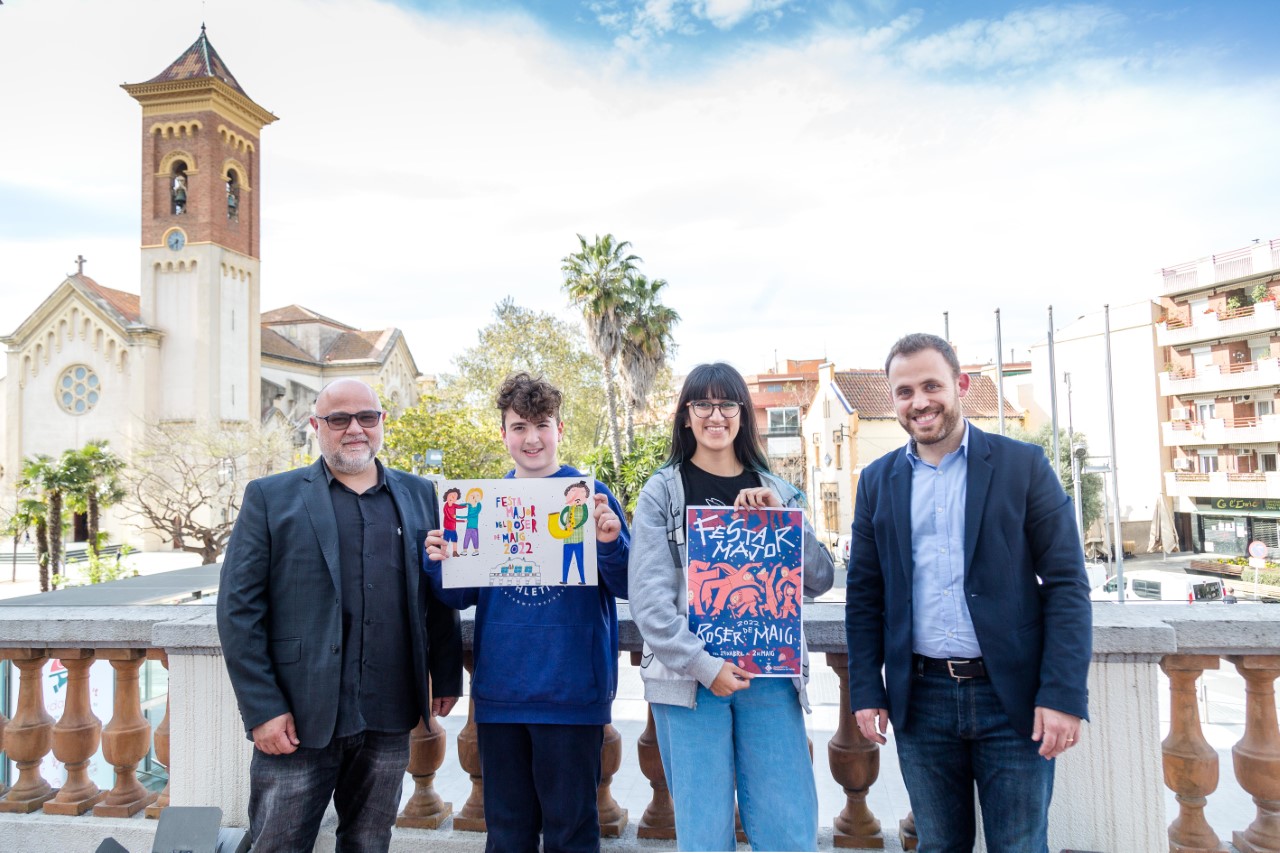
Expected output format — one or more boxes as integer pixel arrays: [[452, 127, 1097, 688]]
[[0, 702, 8, 798], [900, 812, 919, 850], [94, 649, 158, 817], [1227, 654, 1280, 853], [397, 714, 452, 829], [599, 722, 628, 836], [453, 651, 486, 832], [44, 649, 106, 815], [632, 686, 676, 840], [1160, 655, 1227, 852], [0, 649, 55, 813], [145, 650, 170, 819], [825, 652, 884, 848]]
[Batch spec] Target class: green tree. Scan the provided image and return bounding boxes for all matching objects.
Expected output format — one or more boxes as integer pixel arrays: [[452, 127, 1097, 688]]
[[618, 274, 680, 452], [382, 394, 509, 480], [4, 496, 48, 587], [562, 233, 640, 472], [19, 453, 76, 587], [1009, 424, 1103, 531], [64, 439, 127, 554], [444, 298, 607, 468], [584, 428, 671, 517]]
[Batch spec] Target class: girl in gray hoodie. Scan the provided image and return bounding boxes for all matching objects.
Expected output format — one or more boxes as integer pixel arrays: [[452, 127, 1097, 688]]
[[628, 362, 834, 851]]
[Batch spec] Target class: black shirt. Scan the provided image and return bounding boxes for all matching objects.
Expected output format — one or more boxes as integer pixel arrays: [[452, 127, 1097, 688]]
[[681, 461, 762, 509], [325, 459, 418, 736]]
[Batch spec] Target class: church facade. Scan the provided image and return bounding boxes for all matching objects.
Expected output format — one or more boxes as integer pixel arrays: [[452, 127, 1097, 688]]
[[0, 29, 423, 549]]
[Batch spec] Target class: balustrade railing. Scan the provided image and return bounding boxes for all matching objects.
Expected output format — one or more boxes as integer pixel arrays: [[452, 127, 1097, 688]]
[[1, 600, 1278, 851]]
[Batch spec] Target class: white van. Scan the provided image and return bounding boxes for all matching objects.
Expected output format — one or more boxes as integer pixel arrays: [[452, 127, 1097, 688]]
[[1091, 570, 1225, 603]]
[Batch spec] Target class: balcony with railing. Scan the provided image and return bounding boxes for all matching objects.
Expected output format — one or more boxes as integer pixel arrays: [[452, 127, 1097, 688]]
[[1159, 358, 1280, 398], [1162, 414, 1280, 447], [1165, 469, 1280, 499], [1160, 239, 1280, 298], [1, 590, 1279, 852], [1158, 300, 1280, 348]]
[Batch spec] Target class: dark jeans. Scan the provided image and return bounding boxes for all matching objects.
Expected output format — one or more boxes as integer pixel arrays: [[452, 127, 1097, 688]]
[[478, 721, 604, 853], [248, 729, 410, 853], [895, 671, 1054, 853]]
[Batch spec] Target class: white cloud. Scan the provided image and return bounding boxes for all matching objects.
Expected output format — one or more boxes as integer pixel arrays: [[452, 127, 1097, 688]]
[[900, 4, 1118, 71], [1, 0, 1278, 384]]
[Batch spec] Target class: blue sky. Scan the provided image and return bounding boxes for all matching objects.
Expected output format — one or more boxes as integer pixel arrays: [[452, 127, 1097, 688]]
[[2, 0, 1279, 379]]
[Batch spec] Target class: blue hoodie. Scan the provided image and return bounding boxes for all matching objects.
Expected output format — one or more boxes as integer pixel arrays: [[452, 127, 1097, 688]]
[[424, 465, 630, 725]]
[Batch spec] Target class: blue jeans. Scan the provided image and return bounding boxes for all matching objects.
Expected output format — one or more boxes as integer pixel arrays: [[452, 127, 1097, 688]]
[[248, 729, 410, 853], [478, 722, 604, 853], [895, 671, 1053, 853], [652, 678, 818, 852], [562, 542, 585, 583]]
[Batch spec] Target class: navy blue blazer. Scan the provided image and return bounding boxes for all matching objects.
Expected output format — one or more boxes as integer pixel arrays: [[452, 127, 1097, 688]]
[[844, 424, 1091, 737], [217, 459, 463, 748]]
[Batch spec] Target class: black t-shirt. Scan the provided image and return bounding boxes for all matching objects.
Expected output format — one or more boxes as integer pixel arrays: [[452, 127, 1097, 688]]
[[681, 461, 762, 510]]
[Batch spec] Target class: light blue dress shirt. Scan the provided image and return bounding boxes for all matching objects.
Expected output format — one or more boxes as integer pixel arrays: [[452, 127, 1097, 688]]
[[907, 421, 982, 659]]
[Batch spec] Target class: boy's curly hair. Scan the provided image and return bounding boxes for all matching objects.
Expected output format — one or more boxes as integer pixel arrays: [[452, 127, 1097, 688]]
[[495, 372, 563, 424]]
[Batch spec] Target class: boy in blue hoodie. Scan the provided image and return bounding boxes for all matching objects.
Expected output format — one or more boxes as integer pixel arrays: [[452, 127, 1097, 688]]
[[424, 372, 629, 853]]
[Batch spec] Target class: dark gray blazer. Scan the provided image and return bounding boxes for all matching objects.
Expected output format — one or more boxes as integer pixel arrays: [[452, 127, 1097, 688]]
[[217, 459, 463, 748], [845, 424, 1092, 737]]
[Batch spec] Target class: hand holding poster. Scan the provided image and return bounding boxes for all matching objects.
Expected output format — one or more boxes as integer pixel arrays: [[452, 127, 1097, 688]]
[[686, 506, 804, 676], [435, 477, 599, 588]]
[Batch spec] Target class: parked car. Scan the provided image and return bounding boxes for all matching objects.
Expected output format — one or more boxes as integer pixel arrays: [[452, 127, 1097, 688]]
[[836, 534, 851, 567], [1090, 570, 1224, 603]]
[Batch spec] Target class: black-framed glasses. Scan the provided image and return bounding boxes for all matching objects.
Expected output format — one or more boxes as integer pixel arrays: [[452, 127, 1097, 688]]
[[315, 410, 384, 430], [688, 400, 742, 418]]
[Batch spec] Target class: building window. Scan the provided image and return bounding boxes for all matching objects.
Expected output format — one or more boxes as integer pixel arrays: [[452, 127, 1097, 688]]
[[768, 407, 799, 434], [56, 364, 101, 415], [1197, 402, 1216, 422], [171, 161, 188, 215], [820, 483, 838, 535], [1258, 400, 1275, 418], [226, 169, 240, 221], [1197, 451, 1219, 474], [1262, 453, 1278, 473]]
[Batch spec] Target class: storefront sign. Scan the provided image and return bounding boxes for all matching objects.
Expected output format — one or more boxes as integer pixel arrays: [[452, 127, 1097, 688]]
[[1199, 497, 1280, 512]]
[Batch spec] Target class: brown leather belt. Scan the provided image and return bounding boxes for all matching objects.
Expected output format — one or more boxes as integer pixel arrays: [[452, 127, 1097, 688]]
[[913, 654, 987, 680]]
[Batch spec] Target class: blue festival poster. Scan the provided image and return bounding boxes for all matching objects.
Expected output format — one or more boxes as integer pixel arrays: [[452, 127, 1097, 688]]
[[685, 506, 804, 676]]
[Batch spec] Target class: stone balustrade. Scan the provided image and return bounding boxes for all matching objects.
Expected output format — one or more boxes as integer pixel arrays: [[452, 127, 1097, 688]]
[[0, 601, 1278, 851]]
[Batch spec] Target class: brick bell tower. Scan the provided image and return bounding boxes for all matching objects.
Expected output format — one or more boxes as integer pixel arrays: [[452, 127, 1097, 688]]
[[123, 26, 277, 423]]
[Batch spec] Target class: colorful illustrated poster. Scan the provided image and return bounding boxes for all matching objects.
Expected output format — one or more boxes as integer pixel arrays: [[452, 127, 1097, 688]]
[[686, 506, 804, 676], [436, 477, 598, 588]]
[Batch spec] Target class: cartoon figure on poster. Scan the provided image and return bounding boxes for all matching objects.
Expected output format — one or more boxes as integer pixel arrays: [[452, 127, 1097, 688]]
[[441, 488, 464, 558], [458, 487, 483, 557], [432, 477, 600, 588], [549, 480, 591, 584], [686, 506, 804, 676]]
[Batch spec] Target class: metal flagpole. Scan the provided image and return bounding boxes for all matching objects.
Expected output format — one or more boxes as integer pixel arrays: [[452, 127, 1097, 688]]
[[1047, 306, 1061, 476], [1104, 304, 1126, 601], [995, 309, 1006, 436]]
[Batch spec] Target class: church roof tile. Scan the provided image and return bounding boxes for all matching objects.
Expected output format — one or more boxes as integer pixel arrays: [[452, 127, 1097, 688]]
[[146, 26, 249, 98], [261, 304, 356, 330], [77, 276, 142, 324], [833, 369, 1018, 419]]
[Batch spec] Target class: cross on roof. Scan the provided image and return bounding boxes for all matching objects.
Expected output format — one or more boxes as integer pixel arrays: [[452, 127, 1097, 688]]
[[75, 254, 86, 275]]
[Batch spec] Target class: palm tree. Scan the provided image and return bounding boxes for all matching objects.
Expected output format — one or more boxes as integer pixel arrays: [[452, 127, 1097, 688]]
[[5, 496, 47, 585], [65, 439, 126, 555], [561, 233, 640, 471], [19, 454, 67, 591], [618, 274, 680, 451]]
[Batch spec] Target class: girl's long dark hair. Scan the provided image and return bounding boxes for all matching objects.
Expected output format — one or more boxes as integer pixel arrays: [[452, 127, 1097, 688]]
[[663, 362, 771, 474]]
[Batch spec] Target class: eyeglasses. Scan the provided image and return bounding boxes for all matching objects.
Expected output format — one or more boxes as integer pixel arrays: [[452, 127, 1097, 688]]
[[688, 400, 742, 418], [315, 410, 384, 430]]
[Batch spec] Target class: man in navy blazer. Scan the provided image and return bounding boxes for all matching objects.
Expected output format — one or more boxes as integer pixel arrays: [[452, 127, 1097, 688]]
[[845, 334, 1091, 852], [218, 379, 463, 852]]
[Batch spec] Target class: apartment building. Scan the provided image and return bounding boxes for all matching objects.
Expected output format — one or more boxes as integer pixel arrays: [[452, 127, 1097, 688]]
[[1159, 237, 1280, 556]]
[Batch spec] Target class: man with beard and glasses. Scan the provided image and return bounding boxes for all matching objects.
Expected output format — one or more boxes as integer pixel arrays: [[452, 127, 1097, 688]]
[[844, 334, 1092, 853], [218, 379, 463, 853]]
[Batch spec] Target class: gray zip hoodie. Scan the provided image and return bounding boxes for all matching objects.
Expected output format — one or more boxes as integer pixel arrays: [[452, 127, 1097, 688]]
[[628, 463, 836, 710]]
